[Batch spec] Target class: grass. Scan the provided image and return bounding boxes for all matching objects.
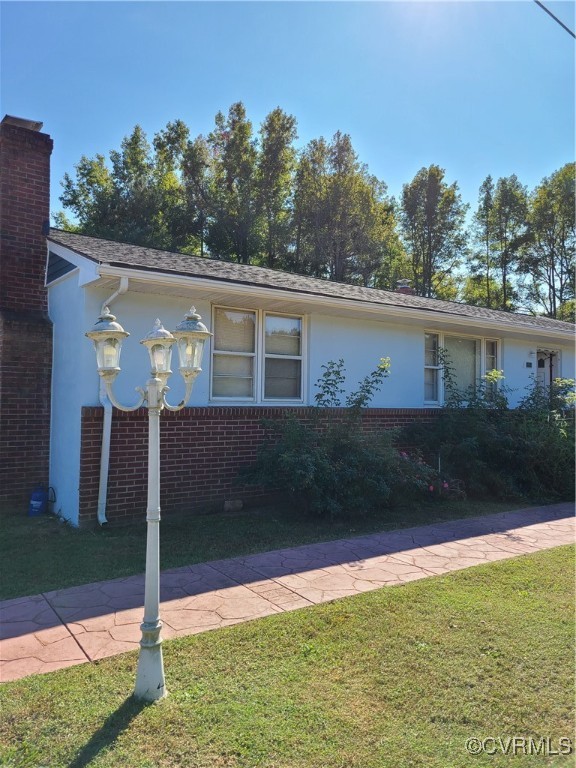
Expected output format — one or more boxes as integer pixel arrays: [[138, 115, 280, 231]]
[[0, 497, 535, 600], [0, 546, 574, 768]]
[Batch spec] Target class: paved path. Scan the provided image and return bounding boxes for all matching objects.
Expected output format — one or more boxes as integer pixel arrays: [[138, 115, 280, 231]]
[[1, 503, 573, 683]]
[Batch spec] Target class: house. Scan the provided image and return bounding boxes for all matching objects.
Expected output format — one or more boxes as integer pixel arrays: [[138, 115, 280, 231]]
[[1, 116, 574, 526]]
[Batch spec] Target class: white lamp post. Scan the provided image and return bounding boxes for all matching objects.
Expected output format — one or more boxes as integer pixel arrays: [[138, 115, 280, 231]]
[[86, 306, 211, 701]]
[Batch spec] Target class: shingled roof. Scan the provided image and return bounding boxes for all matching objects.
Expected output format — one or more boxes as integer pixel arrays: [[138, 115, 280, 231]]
[[48, 228, 574, 335]]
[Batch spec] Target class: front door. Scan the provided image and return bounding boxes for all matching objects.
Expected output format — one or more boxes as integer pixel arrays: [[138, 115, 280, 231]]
[[537, 350, 557, 389]]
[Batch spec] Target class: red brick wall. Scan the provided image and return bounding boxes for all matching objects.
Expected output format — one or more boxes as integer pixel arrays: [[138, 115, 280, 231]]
[[0, 118, 54, 503], [78, 406, 438, 525], [0, 120, 53, 313]]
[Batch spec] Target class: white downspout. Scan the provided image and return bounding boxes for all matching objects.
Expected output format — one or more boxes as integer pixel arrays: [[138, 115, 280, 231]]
[[97, 277, 129, 525]]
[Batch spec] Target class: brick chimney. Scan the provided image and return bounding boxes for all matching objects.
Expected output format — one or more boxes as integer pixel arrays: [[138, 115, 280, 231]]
[[395, 279, 416, 295], [0, 115, 54, 505]]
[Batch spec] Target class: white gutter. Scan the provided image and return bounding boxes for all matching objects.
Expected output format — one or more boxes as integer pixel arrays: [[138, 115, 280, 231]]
[[96, 277, 129, 525]]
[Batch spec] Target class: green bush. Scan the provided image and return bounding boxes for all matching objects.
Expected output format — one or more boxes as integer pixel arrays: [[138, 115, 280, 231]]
[[242, 359, 434, 517], [403, 365, 575, 502]]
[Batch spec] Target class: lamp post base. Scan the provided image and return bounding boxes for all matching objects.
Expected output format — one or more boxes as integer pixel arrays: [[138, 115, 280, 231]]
[[133, 621, 167, 702]]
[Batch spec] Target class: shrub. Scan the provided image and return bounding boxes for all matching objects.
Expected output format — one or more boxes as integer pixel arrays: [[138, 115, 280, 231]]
[[242, 359, 434, 517], [403, 362, 575, 502]]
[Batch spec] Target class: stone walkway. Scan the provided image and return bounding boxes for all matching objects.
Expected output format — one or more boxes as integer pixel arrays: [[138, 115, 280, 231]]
[[1, 503, 573, 683]]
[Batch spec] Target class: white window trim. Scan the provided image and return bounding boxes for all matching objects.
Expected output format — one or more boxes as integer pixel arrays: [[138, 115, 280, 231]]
[[424, 330, 501, 406], [210, 306, 307, 405]]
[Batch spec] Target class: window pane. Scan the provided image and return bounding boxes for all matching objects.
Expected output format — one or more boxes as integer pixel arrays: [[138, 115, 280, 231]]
[[424, 368, 438, 401], [445, 336, 480, 392], [265, 315, 301, 356], [264, 358, 301, 399], [485, 340, 497, 371], [214, 309, 255, 353], [425, 333, 438, 366], [212, 355, 254, 398], [485, 341, 499, 397]]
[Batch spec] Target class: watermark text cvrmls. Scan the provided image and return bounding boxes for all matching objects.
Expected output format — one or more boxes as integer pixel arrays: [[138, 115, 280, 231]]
[[465, 736, 573, 756]]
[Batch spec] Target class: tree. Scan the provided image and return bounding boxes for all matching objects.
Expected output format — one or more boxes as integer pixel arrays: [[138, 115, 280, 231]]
[[399, 165, 468, 297], [356, 193, 407, 289], [292, 137, 330, 277], [151, 120, 200, 254], [326, 131, 367, 282], [521, 163, 575, 317], [60, 124, 191, 251], [256, 108, 297, 268], [364, 199, 409, 290], [57, 105, 574, 314], [461, 274, 509, 308], [204, 103, 261, 264], [106, 126, 172, 247], [292, 132, 401, 285], [556, 299, 575, 323], [60, 153, 116, 237], [467, 175, 500, 308], [490, 175, 528, 311], [181, 135, 214, 257]]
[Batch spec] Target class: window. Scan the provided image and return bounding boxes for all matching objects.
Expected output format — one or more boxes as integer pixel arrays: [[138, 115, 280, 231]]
[[212, 308, 256, 398], [424, 333, 440, 402], [424, 332, 499, 404], [444, 335, 481, 393], [211, 307, 304, 402], [484, 339, 499, 397], [264, 314, 302, 399], [485, 340, 498, 373]]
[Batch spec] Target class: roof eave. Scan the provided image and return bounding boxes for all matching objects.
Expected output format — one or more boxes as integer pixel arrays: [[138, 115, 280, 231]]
[[96, 263, 574, 342]]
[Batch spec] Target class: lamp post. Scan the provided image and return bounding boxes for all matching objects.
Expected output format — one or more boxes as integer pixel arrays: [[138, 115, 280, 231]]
[[86, 306, 211, 701]]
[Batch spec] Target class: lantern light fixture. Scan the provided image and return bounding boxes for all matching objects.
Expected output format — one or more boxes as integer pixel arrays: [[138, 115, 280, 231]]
[[140, 319, 176, 382], [85, 308, 129, 381], [172, 307, 211, 380]]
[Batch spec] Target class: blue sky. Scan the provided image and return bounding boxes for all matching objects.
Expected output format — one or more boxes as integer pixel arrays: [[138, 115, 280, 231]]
[[1, 1, 574, 221]]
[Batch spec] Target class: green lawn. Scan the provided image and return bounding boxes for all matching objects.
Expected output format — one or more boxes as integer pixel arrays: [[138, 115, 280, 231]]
[[0, 546, 573, 768], [0, 498, 532, 599]]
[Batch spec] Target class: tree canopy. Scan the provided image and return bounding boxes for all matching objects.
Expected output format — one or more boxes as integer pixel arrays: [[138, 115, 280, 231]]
[[399, 165, 468, 298], [57, 103, 574, 320]]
